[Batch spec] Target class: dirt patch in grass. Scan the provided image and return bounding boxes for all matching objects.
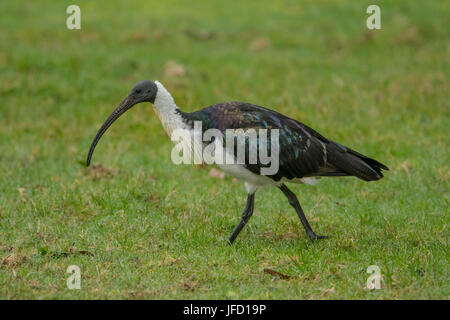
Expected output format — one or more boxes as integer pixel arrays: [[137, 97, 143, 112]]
[[1, 253, 27, 268], [84, 164, 116, 181]]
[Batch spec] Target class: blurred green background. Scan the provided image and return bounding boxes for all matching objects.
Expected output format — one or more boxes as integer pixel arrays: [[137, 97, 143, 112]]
[[0, 1, 448, 299]]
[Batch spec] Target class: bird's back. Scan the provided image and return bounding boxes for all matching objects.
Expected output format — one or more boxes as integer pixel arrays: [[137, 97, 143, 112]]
[[183, 102, 388, 182]]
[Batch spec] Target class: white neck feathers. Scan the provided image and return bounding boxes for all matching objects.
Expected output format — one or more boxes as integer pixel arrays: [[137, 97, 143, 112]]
[[153, 81, 186, 135], [154, 81, 177, 110]]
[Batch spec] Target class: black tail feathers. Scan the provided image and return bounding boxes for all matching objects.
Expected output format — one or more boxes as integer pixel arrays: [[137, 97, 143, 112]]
[[327, 142, 389, 181]]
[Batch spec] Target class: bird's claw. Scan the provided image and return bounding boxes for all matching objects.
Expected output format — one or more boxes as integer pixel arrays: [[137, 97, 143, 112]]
[[308, 233, 328, 241]]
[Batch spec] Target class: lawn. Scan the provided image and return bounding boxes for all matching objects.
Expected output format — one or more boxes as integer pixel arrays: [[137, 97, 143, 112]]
[[0, 0, 448, 299]]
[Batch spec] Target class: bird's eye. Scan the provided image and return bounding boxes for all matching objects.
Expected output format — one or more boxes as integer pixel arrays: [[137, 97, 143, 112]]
[[135, 89, 141, 94]]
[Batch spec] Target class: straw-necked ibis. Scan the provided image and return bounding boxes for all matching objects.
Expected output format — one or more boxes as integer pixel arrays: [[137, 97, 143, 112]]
[[87, 80, 388, 244]]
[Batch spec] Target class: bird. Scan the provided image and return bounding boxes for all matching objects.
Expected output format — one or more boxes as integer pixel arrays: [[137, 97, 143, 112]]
[[86, 80, 389, 244]]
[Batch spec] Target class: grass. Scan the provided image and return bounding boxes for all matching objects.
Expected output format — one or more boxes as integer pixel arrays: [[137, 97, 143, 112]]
[[0, 0, 448, 299]]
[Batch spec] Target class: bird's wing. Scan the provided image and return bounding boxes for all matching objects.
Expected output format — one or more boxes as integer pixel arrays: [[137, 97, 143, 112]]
[[187, 102, 331, 181]]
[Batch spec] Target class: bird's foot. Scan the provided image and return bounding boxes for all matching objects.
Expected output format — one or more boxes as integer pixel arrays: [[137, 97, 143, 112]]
[[308, 232, 328, 242]]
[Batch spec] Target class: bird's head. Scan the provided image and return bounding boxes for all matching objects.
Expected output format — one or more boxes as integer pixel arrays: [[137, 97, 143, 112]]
[[86, 80, 158, 166], [129, 79, 158, 105]]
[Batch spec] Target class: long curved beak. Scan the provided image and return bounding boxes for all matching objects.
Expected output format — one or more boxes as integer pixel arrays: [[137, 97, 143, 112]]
[[86, 94, 137, 166]]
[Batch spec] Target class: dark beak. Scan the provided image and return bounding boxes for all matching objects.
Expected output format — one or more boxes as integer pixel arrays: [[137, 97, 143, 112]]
[[86, 94, 137, 166]]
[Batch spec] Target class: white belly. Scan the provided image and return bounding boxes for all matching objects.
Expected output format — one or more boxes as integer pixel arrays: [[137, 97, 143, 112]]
[[217, 142, 319, 193], [218, 163, 278, 194], [219, 161, 316, 182], [218, 163, 276, 186]]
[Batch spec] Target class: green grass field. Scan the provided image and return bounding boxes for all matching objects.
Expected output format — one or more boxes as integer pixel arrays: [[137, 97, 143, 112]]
[[0, 0, 448, 299]]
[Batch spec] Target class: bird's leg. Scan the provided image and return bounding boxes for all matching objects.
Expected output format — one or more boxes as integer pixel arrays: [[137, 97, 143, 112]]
[[278, 184, 327, 241], [228, 193, 255, 245]]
